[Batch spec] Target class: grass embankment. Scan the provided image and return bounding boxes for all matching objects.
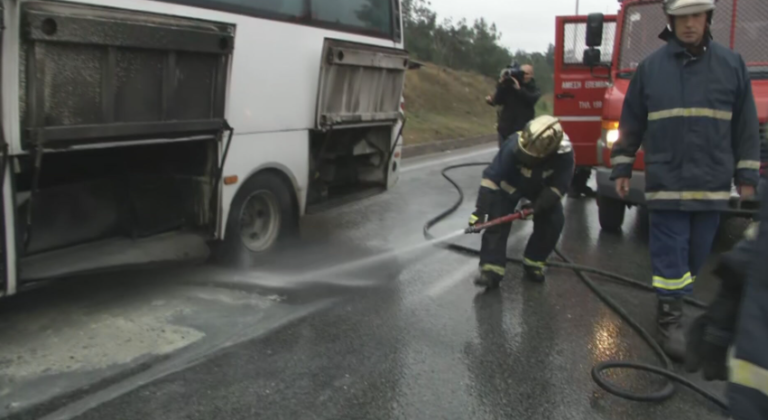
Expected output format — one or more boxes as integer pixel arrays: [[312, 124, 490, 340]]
[[403, 63, 554, 145]]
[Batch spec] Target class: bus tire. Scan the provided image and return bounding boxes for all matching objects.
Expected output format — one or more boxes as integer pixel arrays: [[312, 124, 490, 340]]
[[597, 194, 626, 232], [217, 172, 297, 268]]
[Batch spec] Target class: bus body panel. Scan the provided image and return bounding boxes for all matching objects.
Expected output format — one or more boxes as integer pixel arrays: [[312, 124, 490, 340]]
[[2, 0, 404, 155], [0, 0, 406, 294]]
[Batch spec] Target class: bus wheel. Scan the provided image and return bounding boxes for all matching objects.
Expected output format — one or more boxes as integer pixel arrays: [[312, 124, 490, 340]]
[[218, 172, 297, 267], [597, 194, 626, 232]]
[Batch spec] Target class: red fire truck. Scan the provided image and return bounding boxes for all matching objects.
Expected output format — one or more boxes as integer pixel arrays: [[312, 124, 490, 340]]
[[554, 0, 767, 231]]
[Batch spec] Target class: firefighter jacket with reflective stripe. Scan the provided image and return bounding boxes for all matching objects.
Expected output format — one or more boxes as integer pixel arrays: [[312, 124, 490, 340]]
[[728, 179, 768, 419], [481, 132, 575, 200], [610, 37, 760, 211]]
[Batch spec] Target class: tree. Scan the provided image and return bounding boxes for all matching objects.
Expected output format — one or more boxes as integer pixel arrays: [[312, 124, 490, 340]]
[[401, 0, 555, 93]]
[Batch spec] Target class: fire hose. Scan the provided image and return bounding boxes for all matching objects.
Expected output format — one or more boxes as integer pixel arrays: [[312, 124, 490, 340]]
[[423, 162, 730, 413]]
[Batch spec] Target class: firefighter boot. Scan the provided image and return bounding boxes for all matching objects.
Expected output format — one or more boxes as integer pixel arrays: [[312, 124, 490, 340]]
[[657, 296, 686, 361], [473, 269, 503, 289], [523, 264, 545, 283]]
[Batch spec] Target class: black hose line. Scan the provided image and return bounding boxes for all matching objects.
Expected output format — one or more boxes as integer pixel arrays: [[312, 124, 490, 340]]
[[422, 162, 729, 412]]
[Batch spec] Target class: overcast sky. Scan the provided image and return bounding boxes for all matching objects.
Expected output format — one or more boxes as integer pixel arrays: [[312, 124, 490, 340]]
[[429, 0, 621, 53]]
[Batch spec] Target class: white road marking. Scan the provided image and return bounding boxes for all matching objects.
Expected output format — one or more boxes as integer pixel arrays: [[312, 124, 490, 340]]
[[423, 261, 478, 298], [401, 147, 497, 173]]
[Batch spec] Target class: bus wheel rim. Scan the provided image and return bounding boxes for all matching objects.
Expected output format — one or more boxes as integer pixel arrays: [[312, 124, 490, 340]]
[[239, 190, 280, 253]]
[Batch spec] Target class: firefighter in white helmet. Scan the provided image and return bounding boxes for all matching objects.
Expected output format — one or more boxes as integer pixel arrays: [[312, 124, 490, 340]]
[[610, 0, 760, 361], [468, 115, 575, 288]]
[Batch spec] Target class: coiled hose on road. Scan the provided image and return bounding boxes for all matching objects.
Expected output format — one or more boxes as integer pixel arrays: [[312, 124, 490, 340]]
[[422, 162, 730, 413]]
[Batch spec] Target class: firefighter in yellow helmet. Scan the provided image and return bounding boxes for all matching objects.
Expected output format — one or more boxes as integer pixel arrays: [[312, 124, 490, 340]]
[[468, 115, 575, 288]]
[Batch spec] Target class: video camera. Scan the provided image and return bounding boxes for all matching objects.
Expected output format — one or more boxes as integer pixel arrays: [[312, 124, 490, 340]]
[[499, 61, 525, 85]]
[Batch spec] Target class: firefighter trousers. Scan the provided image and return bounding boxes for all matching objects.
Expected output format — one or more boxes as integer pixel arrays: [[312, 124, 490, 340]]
[[649, 210, 720, 297], [479, 192, 565, 277]]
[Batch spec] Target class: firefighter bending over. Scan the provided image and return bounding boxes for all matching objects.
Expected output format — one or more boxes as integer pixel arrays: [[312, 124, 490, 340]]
[[468, 115, 574, 288], [609, 0, 760, 360]]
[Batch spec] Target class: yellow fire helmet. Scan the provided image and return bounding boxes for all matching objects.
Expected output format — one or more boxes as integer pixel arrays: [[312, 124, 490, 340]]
[[517, 115, 565, 160]]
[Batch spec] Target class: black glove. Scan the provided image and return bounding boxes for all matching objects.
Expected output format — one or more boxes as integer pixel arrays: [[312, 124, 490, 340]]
[[533, 188, 561, 213], [517, 200, 534, 220]]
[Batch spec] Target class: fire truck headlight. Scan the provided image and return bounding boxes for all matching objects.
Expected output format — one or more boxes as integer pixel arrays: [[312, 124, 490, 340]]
[[606, 129, 620, 147]]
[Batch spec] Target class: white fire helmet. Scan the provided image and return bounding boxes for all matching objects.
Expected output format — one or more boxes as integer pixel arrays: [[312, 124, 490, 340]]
[[663, 0, 716, 15]]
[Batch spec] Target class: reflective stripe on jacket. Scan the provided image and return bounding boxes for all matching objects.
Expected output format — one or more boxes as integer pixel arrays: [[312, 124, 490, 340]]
[[481, 132, 575, 200], [610, 37, 760, 211]]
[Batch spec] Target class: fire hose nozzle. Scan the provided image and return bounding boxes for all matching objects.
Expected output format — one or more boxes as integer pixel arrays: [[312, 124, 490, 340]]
[[465, 208, 533, 234]]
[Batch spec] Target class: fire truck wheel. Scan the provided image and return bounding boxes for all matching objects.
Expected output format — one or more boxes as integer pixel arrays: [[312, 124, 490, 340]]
[[217, 172, 298, 268], [597, 194, 626, 232]]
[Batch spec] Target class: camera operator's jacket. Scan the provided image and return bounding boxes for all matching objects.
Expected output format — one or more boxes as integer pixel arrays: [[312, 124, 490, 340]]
[[609, 36, 760, 211], [727, 178, 768, 419], [493, 80, 542, 139], [480, 132, 575, 200]]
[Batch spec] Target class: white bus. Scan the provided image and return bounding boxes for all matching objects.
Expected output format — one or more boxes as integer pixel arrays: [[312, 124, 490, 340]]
[[0, 0, 408, 296]]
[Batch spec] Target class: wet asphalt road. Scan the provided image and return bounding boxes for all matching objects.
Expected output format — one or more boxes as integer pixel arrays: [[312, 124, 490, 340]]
[[12, 145, 748, 420]]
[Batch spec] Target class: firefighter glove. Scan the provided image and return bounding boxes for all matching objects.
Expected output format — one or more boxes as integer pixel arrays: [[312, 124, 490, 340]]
[[518, 200, 534, 220], [468, 211, 489, 231], [534, 188, 561, 213]]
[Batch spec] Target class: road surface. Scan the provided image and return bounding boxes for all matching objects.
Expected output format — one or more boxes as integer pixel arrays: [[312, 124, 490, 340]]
[[2, 144, 743, 420]]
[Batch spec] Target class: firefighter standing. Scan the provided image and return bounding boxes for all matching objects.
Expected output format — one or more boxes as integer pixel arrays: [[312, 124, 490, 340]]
[[469, 115, 575, 288], [610, 0, 760, 360]]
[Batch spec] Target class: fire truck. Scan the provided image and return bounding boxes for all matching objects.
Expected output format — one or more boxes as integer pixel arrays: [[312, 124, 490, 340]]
[[554, 0, 767, 231]]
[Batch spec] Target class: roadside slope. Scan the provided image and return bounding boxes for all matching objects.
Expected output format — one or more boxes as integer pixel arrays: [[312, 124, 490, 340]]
[[403, 63, 554, 145]]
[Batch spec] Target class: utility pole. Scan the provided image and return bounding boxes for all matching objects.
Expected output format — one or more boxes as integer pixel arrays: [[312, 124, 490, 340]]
[[575, 0, 580, 14]]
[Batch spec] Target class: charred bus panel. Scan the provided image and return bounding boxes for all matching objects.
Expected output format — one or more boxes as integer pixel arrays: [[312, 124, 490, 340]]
[[308, 38, 407, 211], [20, 0, 232, 147], [13, 1, 235, 281]]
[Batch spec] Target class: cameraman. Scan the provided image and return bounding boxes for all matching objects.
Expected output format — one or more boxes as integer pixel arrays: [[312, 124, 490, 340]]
[[485, 64, 542, 148]]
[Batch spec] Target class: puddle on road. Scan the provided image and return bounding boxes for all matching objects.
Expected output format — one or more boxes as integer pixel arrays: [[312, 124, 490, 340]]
[[0, 298, 205, 380], [0, 275, 278, 414]]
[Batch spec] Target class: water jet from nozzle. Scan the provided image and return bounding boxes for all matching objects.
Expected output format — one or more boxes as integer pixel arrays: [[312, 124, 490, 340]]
[[229, 229, 469, 289]]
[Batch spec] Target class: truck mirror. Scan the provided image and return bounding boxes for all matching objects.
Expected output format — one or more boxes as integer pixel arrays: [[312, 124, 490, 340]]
[[585, 13, 605, 47], [583, 48, 601, 67]]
